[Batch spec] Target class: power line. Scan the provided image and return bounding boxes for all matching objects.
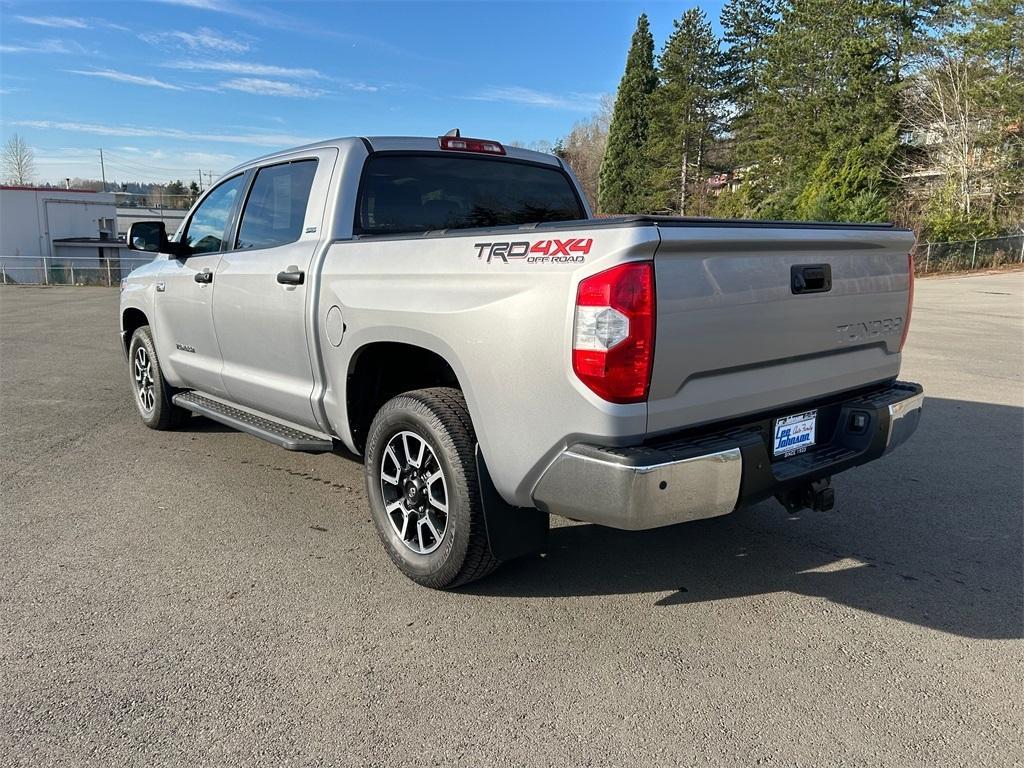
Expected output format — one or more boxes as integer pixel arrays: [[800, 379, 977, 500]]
[[99, 149, 226, 176]]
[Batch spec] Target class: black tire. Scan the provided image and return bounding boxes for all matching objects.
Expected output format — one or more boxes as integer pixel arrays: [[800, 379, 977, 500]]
[[127, 326, 188, 430], [364, 387, 499, 589]]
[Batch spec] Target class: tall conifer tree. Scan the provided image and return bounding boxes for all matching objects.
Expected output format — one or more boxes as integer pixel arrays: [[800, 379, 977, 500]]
[[599, 14, 656, 213], [646, 8, 723, 214]]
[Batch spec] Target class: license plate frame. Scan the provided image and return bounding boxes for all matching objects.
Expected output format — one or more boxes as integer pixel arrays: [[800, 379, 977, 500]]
[[773, 409, 817, 457]]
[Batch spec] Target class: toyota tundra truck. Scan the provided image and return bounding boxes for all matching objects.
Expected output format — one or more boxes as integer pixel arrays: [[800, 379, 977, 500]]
[[119, 132, 924, 589]]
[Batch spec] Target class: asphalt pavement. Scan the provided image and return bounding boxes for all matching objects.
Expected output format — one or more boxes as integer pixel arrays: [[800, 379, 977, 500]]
[[1, 272, 1022, 767]]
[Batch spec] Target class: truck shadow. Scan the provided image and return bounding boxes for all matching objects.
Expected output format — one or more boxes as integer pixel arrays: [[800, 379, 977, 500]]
[[467, 397, 1023, 640]]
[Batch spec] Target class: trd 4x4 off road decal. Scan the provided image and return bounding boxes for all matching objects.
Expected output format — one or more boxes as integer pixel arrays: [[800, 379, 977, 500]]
[[474, 238, 592, 264]]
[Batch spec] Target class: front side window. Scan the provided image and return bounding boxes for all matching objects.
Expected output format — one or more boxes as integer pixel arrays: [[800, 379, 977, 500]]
[[356, 154, 585, 236], [183, 174, 244, 255], [236, 160, 318, 250]]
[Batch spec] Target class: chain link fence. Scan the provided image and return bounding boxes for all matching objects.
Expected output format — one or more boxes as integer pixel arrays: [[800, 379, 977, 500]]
[[0, 255, 156, 287], [913, 232, 1024, 275]]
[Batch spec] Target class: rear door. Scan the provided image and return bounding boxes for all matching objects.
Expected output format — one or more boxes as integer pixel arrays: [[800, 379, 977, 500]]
[[152, 173, 246, 396], [647, 223, 915, 434], [211, 149, 337, 429]]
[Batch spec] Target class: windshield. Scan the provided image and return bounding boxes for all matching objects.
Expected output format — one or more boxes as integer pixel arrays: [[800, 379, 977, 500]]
[[356, 153, 585, 235]]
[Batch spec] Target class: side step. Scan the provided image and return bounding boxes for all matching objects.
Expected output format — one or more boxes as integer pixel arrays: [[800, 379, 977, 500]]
[[172, 391, 335, 453]]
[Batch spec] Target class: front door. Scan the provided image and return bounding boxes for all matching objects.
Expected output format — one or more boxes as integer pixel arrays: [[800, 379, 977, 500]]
[[212, 153, 335, 429], [152, 173, 246, 397]]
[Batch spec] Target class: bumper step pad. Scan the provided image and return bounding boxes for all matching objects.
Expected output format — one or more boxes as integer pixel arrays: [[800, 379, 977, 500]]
[[172, 391, 334, 453]]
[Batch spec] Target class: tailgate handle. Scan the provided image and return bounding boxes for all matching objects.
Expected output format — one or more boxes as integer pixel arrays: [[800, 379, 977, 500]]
[[791, 264, 832, 294]]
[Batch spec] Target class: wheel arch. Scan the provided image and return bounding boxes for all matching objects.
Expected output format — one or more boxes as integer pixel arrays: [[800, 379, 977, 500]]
[[345, 340, 469, 454], [121, 306, 149, 355]]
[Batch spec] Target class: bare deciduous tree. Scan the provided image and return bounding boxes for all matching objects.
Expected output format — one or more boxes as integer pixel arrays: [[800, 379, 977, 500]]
[[2, 134, 36, 186], [902, 55, 986, 218], [556, 95, 613, 211]]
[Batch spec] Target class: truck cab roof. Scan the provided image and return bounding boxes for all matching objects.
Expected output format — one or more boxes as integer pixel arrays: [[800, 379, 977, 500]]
[[223, 135, 563, 179]]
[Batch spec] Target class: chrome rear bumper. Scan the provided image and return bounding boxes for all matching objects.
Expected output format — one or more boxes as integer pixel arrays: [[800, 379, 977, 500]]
[[532, 446, 742, 530], [532, 381, 923, 530]]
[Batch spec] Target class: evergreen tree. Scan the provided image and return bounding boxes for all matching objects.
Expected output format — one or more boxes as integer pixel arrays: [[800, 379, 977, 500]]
[[746, 0, 901, 218], [599, 13, 656, 214], [720, 0, 779, 117], [165, 179, 189, 209], [646, 8, 723, 214]]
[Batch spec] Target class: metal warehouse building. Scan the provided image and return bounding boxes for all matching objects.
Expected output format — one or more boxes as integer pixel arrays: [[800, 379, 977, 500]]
[[0, 186, 135, 285]]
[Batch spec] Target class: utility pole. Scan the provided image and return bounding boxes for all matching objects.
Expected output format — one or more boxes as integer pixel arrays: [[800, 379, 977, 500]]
[[205, 171, 214, 189], [198, 169, 204, 192], [99, 148, 107, 192]]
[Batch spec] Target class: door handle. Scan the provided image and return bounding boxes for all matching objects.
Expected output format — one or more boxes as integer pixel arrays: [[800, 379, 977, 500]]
[[791, 264, 831, 294], [194, 269, 213, 284], [276, 270, 305, 285]]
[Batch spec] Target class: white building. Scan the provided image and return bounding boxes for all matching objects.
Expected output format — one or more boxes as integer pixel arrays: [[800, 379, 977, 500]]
[[0, 186, 136, 285]]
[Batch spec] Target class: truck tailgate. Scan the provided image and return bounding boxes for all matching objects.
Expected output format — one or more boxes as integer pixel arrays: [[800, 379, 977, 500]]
[[647, 223, 915, 435]]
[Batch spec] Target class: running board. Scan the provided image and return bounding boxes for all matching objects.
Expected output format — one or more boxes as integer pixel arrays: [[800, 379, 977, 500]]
[[172, 391, 335, 453]]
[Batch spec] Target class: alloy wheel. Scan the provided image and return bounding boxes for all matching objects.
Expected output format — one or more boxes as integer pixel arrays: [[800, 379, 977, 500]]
[[379, 430, 449, 554], [134, 345, 156, 412]]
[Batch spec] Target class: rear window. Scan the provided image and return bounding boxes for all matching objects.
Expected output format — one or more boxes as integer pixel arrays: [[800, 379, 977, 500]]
[[356, 154, 585, 235]]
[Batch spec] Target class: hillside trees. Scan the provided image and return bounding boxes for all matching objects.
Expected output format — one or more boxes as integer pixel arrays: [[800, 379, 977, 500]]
[[583, 0, 1020, 233], [902, 0, 1022, 237]]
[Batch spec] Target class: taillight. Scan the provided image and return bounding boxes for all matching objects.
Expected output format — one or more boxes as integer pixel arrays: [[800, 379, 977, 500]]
[[899, 250, 914, 351], [572, 262, 655, 403], [438, 136, 506, 155]]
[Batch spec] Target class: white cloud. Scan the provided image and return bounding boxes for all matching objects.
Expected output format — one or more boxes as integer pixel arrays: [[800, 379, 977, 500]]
[[141, 27, 252, 54], [220, 78, 323, 98], [67, 69, 184, 91], [152, 0, 416, 57], [155, 0, 321, 35], [13, 120, 316, 148], [467, 86, 602, 112], [14, 15, 89, 29], [165, 59, 324, 79], [0, 39, 91, 55]]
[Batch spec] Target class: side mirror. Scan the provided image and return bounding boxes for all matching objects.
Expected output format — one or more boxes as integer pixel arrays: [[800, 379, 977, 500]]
[[127, 221, 190, 258], [127, 221, 169, 253]]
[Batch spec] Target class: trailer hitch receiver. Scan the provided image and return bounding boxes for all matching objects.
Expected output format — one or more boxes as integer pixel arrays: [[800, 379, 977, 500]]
[[776, 478, 835, 513]]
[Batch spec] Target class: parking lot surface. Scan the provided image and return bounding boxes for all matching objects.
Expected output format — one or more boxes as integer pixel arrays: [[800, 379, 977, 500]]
[[2, 272, 1022, 767]]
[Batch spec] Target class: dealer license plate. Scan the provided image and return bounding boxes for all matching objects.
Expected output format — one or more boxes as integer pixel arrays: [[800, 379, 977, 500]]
[[773, 410, 817, 457]]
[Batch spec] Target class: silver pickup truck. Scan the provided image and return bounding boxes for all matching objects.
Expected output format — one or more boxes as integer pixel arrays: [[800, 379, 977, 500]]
[[120, 132, 923, 588]]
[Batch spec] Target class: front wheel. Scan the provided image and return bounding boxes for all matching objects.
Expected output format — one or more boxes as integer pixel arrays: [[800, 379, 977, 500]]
[[364, 388, 498, 589], [127, 326, 188, 430]]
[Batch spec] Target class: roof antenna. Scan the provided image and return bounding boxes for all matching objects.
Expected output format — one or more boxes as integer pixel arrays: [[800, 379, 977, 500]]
[[444, 128, 461, 138]]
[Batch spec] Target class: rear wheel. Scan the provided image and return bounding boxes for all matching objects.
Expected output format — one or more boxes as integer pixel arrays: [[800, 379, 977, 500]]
[[127, 326, 187, 430], [364, 387, 498, 589]]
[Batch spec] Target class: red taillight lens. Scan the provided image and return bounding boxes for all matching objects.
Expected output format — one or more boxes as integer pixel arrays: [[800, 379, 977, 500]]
[[572, 261, 655, 403], [438, 136, 506, 155], [899, 250, 914, 351]]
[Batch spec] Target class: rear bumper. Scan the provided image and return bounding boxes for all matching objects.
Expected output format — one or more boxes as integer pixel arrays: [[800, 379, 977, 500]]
[[532, 381, 924, 530]]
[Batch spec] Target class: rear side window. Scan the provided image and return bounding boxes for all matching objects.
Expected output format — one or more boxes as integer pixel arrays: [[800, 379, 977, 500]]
[[356, 154, 585, 235], [236, 159, 318, 250]]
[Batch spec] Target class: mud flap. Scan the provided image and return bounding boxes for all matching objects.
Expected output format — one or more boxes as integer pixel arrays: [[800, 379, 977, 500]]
[[476, 446, 549, 562]]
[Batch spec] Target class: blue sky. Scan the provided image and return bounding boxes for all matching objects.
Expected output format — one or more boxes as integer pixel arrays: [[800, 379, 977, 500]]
[[0, 0, 725, 185]]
